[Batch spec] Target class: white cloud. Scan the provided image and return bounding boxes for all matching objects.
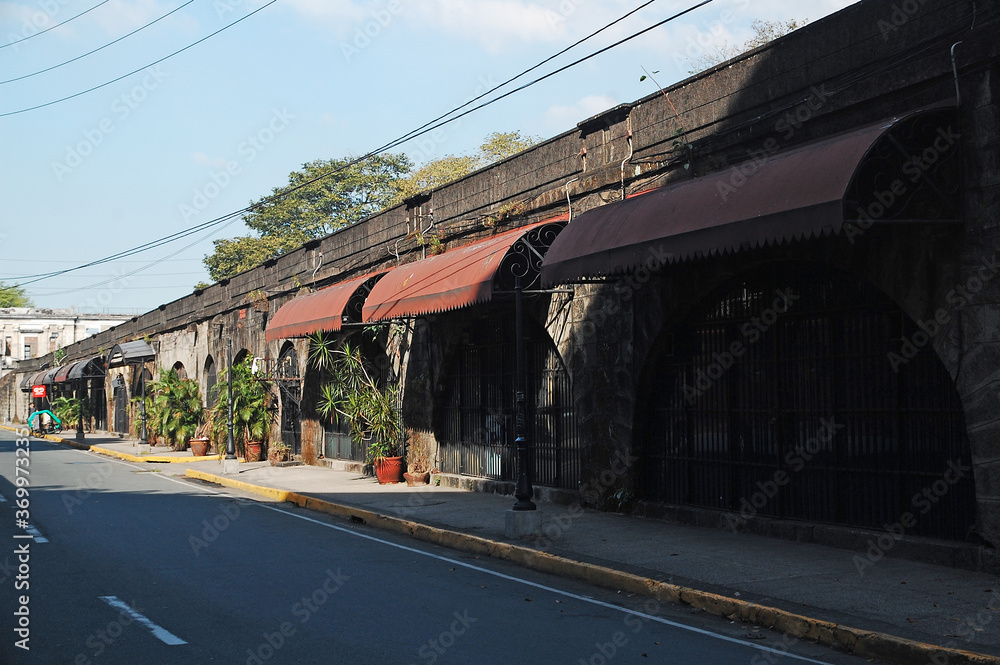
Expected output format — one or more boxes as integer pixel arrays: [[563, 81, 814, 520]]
[[191, 152, 228, 168], [90, 0, 174, 34], [543, 94, 618, 130], [409, 0, 566, 53]]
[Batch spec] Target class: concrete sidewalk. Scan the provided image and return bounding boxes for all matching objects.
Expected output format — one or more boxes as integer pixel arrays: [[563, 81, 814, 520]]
[[6, 424, 999, 665]]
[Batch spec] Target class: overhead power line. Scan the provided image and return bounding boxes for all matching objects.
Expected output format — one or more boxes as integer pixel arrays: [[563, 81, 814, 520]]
[[12, 0, 715, 289], [0, 0, 197, 85], [0, 0, 278, 116], [0, 0, 111, 50]]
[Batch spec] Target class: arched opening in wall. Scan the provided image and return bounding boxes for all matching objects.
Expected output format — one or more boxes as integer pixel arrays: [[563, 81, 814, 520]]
[[172, 361, 187, 380], [205, 355, 217, 407], [111, 374, 129, 435], [634, 262, 977, 542], [314, 332, 394, 463], [277, 342, 302, 456], [435, 308, 580, 489]]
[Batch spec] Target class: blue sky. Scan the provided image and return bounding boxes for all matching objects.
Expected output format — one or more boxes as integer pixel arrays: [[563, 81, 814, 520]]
[[0, 0, 855, 314]]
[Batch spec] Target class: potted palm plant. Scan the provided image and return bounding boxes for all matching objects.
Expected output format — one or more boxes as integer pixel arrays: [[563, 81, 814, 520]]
[[211, 356, 272, 461], [147, 367, 205, 452], [310, 336, 403, 484]]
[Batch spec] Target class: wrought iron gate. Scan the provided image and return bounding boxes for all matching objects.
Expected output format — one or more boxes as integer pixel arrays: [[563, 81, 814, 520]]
[[636, 262, 976, 541], [277, 345, 302, 456], [112, 379, 128, 434], [438, 311, 580, 489]]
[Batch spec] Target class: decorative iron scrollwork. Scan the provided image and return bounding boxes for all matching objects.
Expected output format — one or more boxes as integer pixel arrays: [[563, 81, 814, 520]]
[[344, 274, 386, 326], [495, 222, 565, 292], [845, 108, 961, 223]]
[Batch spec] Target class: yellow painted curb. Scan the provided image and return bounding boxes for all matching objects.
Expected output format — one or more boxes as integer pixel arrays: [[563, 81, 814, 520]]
[[91, 445, 222, 463], [1, 424, 90, 450], [185, 468, 1000, 665]]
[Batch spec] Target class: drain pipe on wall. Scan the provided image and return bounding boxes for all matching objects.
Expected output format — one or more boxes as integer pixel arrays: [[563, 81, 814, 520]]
[[951, 41, 963, 106], [620, 123, 634, 202], [565, 177, 579, 222]]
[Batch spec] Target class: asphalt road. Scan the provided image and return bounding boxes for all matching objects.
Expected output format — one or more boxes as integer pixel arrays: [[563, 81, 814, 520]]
[[0, 429, 874, 665]]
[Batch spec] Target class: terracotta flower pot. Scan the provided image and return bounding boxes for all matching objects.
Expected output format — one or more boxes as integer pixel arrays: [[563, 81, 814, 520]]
[[403, 471, 430, 486], [245, 441, 262, 462], [373, 456, 404, 484], [189, 437, 210, 456]]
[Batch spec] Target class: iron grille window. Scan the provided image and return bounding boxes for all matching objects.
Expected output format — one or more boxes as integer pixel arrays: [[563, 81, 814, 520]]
[[438, 310, 580, 490], [637, 262, 976, 542]]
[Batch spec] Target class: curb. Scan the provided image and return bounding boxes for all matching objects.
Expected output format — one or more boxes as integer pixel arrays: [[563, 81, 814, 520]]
[[90, 445, 222, 464], [1, 424, 90, 450], [185, 468, 1000, 665], [1, 424, 222, 462]]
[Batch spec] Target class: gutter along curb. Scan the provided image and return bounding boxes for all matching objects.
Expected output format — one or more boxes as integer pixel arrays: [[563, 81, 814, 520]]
[[185, 468, 1000, 665]]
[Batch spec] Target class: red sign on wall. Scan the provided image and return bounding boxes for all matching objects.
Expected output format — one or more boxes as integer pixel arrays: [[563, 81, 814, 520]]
[[32, 385, 46, 398]]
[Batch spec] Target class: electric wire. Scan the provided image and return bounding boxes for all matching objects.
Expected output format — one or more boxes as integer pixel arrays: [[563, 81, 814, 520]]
[[0, 0, 197, 85], [9, 0, 713, 286], [0, 0, 111, 50], [0, 0, 278, 116]]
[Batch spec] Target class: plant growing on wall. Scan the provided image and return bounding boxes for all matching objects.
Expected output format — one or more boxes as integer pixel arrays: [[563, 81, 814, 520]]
[[147, 367, 204, 449], [211, 356, 272, 457]]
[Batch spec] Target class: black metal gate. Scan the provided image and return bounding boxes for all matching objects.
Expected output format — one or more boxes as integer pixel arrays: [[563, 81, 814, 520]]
[[112, 378, 128, 434], [438, 310, 580, 489], [636, 262, 976, 541], [277, 345, 302, 456]]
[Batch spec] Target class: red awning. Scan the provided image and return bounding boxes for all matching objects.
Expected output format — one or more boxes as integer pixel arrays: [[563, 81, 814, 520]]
[[54, 361, 81, 383], [541, 109, 960, 285], [362, 218, 567, 322], [266, 272, 387, 342]]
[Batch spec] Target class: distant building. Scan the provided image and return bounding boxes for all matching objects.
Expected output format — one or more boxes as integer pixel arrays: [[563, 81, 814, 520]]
[[0, 308, 130, 379]]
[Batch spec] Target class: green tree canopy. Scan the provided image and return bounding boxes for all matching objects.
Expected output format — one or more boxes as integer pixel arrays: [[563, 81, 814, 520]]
[[0, 281, 32, 308], [397, 131, 539, 199], [203, 153, 412, 281], [202, 132, 539, 282]]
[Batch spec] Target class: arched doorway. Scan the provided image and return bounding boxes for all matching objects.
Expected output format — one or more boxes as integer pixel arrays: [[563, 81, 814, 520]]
[[172, 361, 188, 380], [436, 309, 579, 489], [635, 262, 976, 541], [204, 355, 217, 406], [277, 343, 302, 456]]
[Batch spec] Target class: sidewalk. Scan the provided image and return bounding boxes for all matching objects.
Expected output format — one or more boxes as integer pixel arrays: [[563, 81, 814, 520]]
[[8, 425, 999, 665]]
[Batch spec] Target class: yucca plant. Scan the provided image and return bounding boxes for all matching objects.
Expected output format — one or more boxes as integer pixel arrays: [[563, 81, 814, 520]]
[[211, 356, 272, 458], [147, 367, 204, 449], [310, 335, 402, 463]]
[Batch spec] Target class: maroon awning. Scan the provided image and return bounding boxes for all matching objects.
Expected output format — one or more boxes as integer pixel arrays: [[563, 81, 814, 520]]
[[54, 361, 81, 383], [362, 217, 567, 322], [541, 108, 960, 286], [266, 272, 387, 342]]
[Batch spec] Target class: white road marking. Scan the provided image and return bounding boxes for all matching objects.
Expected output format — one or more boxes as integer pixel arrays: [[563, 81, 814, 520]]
[[99, 596, 186, 646], [93, 449, 835, 663], [0, 494, 7, 502], [23, 524, 48, 543], [257, 504, 836, 665]]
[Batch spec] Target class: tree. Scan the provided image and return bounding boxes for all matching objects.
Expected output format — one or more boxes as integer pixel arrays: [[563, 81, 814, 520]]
[[686, 19, 807, 74], [397, 131, 539, 199], [202, 132, 539, 281], [0, 281, 32, 307], [203, 153, 412, 281]]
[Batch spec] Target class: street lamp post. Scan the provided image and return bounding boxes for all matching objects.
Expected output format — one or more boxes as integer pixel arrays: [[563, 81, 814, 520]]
[[139, 363, 147, 445], [512, 276, 536, 511], [226, 340, 236, 461]]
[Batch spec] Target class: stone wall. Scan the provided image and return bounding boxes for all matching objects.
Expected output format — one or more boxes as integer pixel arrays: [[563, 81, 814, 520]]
[[2, 0, 998, 549]]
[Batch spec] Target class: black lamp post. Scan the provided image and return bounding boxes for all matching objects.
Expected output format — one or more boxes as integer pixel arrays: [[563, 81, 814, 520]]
[[139, 363, 147, 445], [512, 276, 536, 511], [226, 340, 236, 461]]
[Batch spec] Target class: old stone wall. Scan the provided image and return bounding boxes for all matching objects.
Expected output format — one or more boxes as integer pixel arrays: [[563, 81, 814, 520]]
[[1, 0, 997, 547]]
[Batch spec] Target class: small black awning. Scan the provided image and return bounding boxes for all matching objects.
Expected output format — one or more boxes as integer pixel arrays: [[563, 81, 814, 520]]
[[106, 341, 155, 368], [68, 356, 106, 380]]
